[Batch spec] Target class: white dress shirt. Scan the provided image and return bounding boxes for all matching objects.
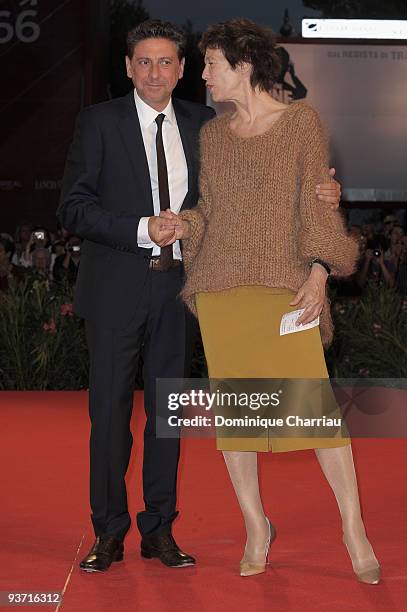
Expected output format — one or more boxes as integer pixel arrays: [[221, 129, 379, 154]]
[[135, 88, 188, 260]]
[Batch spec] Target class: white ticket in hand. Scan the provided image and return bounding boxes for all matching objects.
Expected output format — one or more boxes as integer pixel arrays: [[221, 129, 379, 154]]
[[280, 309, 320, 336]]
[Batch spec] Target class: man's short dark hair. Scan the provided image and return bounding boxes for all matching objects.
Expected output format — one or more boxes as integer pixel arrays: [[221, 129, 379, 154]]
[[127, 19, 187, 60], [199, 18, 281, 92]]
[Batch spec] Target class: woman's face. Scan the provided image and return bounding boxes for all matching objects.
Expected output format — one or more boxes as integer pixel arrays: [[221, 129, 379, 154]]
[[202, 48, 245, 102]]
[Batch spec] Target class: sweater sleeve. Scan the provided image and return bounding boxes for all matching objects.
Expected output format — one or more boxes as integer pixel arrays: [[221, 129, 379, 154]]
[[297, 106, 358, 277], [178, 126, 213, 268]]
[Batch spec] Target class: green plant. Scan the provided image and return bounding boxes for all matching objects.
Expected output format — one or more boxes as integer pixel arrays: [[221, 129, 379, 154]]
[[326, 283, 407, 378], [0, 276, 88, 389], [1, 275, 404, 388]]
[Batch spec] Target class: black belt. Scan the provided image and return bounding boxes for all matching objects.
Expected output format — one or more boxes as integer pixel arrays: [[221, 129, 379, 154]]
[[145, 255, 182, 271]]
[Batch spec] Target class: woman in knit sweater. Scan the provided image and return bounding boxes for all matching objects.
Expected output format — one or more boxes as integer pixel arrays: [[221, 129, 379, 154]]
[[161, 19, 380, 584]]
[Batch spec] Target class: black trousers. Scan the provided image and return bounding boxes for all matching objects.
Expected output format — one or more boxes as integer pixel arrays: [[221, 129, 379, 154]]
[[85, 266, 187, 541]]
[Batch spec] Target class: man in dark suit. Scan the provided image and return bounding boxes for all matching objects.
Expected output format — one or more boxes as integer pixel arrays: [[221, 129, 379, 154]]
[[58, 20, 214, 571], [58, 19, 341, 573]]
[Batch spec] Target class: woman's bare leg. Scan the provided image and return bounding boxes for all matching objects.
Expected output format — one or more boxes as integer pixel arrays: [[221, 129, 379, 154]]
[[222, 450, 269, 562], [315, 444, 379, 573]]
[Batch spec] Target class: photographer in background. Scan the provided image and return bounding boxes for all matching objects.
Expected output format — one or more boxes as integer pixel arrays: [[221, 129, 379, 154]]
[[382, 214, 398, 243], [31, 247, 52, 282], [55, 222, 70, 243], [14, 223, 32, 253], [53, 235, 81, 285], [357, 237, 396, 289], [51, 240, 66, 259], [21, 227, 51, 268]]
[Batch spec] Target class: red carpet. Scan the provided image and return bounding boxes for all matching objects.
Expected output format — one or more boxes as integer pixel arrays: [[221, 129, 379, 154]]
[[0, 391, 406, 611]]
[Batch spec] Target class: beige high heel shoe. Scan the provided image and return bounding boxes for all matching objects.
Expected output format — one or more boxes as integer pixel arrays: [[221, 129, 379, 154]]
[[240, 517, 276, 577], [343, 534, 381, 585]]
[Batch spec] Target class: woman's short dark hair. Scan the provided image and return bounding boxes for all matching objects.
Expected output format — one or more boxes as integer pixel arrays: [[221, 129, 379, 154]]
[[199, 18, 281, 92], [127, 19, 187, 60]]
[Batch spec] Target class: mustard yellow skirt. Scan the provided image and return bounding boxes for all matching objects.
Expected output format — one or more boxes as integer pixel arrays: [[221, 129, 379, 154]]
[[196, 286, 350, 453]]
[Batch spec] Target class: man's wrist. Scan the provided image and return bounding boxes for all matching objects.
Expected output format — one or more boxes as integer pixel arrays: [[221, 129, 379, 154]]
[[138, 217, 155, 248]]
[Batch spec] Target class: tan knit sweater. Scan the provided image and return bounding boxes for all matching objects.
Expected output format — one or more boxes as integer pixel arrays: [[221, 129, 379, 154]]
[[179, 101, 358, 347]]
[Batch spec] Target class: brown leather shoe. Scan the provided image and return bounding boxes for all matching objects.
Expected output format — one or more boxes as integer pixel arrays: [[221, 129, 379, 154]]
[[80, 536, 124, 572], [141, 533, 195, 568]]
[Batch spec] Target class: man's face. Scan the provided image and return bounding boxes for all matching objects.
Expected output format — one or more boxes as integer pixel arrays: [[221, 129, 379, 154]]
[[126, 38, 184, 111], [69, 236, 81, 248]]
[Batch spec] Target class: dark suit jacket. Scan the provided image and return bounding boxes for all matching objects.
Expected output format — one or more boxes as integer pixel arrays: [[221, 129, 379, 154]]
[[57, 91, 215, 329]]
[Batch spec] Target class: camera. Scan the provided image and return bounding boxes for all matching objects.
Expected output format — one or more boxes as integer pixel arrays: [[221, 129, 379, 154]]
[[34, 231, 45, 240], [68, 245, 81, 253], [366, 238, 384, 259]]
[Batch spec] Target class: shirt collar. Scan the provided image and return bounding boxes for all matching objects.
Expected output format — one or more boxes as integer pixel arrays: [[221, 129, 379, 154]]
[[133, 88, 175, 128]]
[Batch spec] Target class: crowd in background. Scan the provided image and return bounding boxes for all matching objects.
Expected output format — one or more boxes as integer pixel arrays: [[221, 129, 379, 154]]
[[334, 212, 407, 296], [0, 222, 82, 292], [0, 210, 406, 296]]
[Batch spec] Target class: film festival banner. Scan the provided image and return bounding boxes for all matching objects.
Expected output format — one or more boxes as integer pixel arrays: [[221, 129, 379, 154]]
[[0, 0, 108, 231], [210, 42, 407, 204]]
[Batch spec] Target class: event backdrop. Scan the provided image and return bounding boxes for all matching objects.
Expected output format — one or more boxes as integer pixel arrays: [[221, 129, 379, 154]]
[[0, 0, 109, 232], [2, 3, 407, 234], [211, 42, 407, 204]]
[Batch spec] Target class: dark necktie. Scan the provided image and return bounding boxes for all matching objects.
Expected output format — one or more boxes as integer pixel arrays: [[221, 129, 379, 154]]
[[155, 113, 173, 269]]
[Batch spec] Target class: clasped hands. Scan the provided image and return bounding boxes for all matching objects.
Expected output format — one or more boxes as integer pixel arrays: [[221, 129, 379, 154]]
[[149, 207, 328, 326], [148, 171, 338, 322], [148, 210, 190, 247], [148, 168, 340, 248]]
